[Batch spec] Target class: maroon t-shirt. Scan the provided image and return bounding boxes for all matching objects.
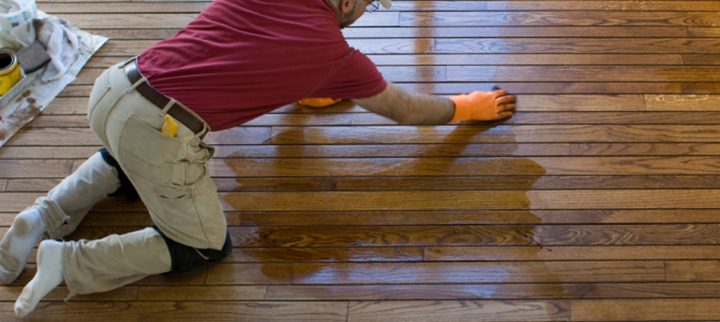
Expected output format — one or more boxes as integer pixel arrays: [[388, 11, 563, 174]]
[[137, 0, 387, 131]]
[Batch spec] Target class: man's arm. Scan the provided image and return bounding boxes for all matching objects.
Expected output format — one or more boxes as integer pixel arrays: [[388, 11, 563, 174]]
[[355, 82, 516, 125], [354, 83, 455, 125]]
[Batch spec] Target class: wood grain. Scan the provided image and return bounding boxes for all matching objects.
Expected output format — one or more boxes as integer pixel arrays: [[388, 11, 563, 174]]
[[2, 1, 719, 321]]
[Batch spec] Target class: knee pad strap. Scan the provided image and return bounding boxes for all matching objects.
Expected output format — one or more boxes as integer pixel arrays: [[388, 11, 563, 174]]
[[99, 148, 139, 201], [152, 226, 233, 274]]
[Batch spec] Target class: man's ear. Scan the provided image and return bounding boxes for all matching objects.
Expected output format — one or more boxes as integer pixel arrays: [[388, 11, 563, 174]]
[[339, 0, 354, 14]]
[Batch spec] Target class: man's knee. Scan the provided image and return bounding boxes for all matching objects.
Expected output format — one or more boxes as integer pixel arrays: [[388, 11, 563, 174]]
[[152, 226, 232, 274], [99, 148, 139, 201]]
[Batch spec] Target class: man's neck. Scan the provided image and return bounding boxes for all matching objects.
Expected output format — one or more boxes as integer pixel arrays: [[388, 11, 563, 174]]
[[324, 0, 342, 24]]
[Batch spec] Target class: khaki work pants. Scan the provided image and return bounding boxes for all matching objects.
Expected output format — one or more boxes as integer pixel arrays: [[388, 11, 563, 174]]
[[34, 60, 226, 296]]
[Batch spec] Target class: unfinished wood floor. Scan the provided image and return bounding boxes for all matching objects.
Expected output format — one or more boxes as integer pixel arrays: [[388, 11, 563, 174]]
[[1, 0, 720, 321]]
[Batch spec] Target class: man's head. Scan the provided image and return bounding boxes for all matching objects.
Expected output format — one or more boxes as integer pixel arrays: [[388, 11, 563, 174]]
[[328, 0, 392, 29]]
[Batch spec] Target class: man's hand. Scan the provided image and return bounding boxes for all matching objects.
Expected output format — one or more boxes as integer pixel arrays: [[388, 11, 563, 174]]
[[449, 88, 516, 123], [298, 97, 342, 108]]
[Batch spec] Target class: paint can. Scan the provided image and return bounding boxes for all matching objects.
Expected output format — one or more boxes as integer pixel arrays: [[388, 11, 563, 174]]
[[0, 51, 22, 96]]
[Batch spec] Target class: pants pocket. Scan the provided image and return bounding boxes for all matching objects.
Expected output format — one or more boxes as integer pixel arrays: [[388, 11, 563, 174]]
[[117, 115, 185, 187]]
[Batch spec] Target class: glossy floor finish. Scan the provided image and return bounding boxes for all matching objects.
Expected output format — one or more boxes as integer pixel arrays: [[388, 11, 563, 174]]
[[1, 0, 720, 321]]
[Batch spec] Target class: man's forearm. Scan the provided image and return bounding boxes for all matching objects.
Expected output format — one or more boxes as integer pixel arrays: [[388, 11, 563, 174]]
[[354, 82, 455, 125]]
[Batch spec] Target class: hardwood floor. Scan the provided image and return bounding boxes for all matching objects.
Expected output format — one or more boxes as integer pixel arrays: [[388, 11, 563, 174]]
[[1, 0, 719, 320]]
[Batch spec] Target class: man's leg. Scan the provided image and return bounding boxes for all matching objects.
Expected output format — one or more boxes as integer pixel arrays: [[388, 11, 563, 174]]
[[14, 228, 168, 317], [0, 63, 137, 284], [0, 151, 122, 284], [14, 61, 230, 316], [14, 226, 232, 317]]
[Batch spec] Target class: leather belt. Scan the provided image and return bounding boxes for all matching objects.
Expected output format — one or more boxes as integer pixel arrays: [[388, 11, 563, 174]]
[[123, 60, 205, 134]]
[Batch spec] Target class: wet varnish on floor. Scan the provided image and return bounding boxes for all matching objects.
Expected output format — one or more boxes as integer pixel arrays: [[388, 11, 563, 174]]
[[1, 0, 720, 321]]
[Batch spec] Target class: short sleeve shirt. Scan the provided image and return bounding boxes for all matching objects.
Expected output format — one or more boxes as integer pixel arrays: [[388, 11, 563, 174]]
[[137, 0, 387, 131]]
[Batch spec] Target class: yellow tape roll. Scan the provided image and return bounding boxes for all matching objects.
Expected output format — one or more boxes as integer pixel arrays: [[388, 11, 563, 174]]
[[0, 52, 22, 96]]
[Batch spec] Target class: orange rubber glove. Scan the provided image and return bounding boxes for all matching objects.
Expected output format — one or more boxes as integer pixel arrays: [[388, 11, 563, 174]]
[[449, 89, 514, 123], [298, 98, 342, 108]]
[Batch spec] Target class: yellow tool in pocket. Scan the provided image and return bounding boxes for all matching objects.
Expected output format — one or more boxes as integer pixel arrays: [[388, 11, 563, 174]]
[[161, 115, 179, 137]]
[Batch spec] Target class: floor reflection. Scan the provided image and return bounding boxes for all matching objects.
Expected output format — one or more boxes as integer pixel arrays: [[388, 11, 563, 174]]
[[219, 2, 558, 296]]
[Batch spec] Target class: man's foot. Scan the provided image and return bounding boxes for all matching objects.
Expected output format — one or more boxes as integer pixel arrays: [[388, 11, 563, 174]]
[[14, 240, 64, 317], [0, 207, 46, 284]]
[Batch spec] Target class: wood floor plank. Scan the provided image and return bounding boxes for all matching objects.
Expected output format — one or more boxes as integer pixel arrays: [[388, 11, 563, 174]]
[[0, 160, 74, 178], [330, 175, 720, 191], [90, 38, 720, 56], [0, 193, 44, 212], [47, 94, 655, 113], [25, 209, 719, 228], [194, 175, 720, 192], [224, 225, 720, 248], [215, 143, 720, 158], [15, 124, 720, 147], [570, 299, 720, 321], [224, 209, 720, 225], [57, 224, 720, 249], [221, 190, 720, 211], [81, 53, 690, 68], [38, 94, 720, 117], [664, 260, 720, 281], [484, 1, 720, 11], [424, 245, 720, 261], [346, 26, 691, 38], [265, 282, 720, 301], [267, 125, 720, 144], [213, 156, 720, 177], [432, 38, 720, 54], [11, 190, 716, 213], [82, 27, 694, 40], [230, 247, 424, 263], [349, 299, 720, 322], [350, 82, 691, 95], [402, 11, 720, 28], [210, 261, 667, 284], [74, 63, 720, 83], [348, 300, 570, 322], [0, 286, 137, 302], [684, 53, 720, 64], [60, 81, 695, 95], [8, 143, 720, 160], [0, 146, 98, 159], [0, 301, 348, 322], [4, 208, 719, 229], [136, 286, 267, 301], [645, 94, 720, 110], [202, 263, 294, 285], [3, 127, 271, 146], [55, 11, 720, 29], [444, 66, 720, 82], [55, 12, 404, 29], [5, 179, 64, 192], [108, 284, 720, 302], [41, 2, 211, 13], [42, 110, 720, 127]]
